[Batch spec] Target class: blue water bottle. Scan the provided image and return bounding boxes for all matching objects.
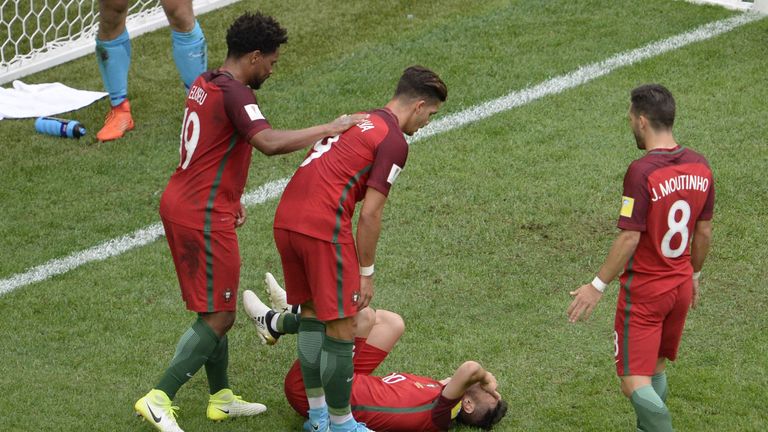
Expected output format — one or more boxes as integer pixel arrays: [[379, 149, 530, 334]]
[[34, 117, 87, 139]]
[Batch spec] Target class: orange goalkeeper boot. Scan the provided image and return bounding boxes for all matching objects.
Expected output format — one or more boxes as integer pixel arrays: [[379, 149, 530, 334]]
[[96, 99, 134, 142]]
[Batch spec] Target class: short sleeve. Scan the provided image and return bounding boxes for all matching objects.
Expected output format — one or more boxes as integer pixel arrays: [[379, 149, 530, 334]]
[[617, 161, 650, 232], [220, 81, 271, 141], [366, 134, 408, 197], [698, 175, 715, 221], [431, 395, 461, 431]]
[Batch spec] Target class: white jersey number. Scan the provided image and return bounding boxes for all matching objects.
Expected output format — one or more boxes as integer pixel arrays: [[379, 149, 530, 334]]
[[179, 108, 201, 170], [300, 135, 340, 167], [381, 373, 407, 385], [661, 199, 691, 258]]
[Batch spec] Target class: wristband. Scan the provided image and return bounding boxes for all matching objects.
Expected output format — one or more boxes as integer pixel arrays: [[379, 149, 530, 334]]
[[692, 271, 701, 280], [591, 276, 608, 293], [360, 264, 375, 277]]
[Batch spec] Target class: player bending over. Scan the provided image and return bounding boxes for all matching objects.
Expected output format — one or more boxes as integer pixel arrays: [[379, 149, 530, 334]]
[[243, 273, 508, 431]]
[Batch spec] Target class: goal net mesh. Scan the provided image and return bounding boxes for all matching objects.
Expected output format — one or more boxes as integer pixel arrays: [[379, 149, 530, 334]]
[[0, 0, 237, 84]]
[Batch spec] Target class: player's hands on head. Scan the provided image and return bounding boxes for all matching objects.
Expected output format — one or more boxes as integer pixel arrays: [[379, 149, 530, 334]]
[[567, 283, 604, 323], [328, 113, 369, 135], [357, 275, 374, 311], [482, 372, 501, 400]]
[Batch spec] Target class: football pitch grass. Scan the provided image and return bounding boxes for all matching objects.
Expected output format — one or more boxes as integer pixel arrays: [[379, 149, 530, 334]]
[[1, 1, 766, 430]]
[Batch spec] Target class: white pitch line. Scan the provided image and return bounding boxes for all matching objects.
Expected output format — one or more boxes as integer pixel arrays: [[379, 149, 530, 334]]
[[410, 12, 763, 143], [0, 180, 289, 296], [0, 12, 763, 297]]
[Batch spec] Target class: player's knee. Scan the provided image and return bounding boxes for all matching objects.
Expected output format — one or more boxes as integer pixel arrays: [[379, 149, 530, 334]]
[[101, 0, 130, 14], [356, 307, 376, 334], [326, 316, 356, 340], [377, 310, 405, 338], [201, 311, 236, 336], [620, 380, 633, 398], [161, 0, 196, 32], [620, 376, 650, 398]]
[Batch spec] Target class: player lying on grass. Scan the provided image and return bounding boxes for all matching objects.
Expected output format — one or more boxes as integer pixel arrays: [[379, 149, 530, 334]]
[[242, 274, 508, 431]]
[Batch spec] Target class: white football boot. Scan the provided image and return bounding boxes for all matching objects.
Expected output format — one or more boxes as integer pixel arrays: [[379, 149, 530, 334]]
[[264, 272, 292, 313], [134, 389, 184, 432], [243, 290, 277, 345]]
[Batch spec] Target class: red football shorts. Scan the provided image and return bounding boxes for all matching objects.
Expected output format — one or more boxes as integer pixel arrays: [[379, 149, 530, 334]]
[[285, 338, 388, 416], [162, 217, 240, 313], [274, 228, 361, 321], [614, 279, 693, 376]]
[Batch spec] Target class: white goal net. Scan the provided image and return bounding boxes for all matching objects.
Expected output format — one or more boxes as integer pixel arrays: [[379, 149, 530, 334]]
[[0, 0, 238, 85]]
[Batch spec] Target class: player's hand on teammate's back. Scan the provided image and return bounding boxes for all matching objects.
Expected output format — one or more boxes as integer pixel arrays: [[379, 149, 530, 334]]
[[567, 283, 604, 323], [327, 113, 369, 135], [235, 202, 247, 228], [357, 275, 374, 310], [691, 278, 700, 309]]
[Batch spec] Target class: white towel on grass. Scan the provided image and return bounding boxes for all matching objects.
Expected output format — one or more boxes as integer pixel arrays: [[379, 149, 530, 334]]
[[0, 80, 107, 120]]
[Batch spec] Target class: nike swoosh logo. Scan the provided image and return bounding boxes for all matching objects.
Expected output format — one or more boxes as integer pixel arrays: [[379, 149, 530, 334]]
[[147, 403, 162, 423], [186, 372, 193, 378], [346, 377, 353, 382], [312, 424, 320, 431], [217, 408, 230, 414]]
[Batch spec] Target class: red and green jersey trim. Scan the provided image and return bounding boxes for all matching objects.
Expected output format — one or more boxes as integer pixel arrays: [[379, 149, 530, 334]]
[[203, 135, 237, 312]]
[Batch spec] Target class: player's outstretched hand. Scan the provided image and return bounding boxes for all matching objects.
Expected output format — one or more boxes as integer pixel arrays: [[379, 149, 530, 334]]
[[328, 113, 369, 136], [567, 283, 603, 323], [357, 275, 374, 311]]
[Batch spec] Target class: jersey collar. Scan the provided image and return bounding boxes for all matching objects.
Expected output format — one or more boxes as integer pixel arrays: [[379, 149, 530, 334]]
[[380, 107, 399, 123], [648, 145, 684, 155]]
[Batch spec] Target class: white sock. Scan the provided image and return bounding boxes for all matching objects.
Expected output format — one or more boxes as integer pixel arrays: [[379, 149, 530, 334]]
[[308, 395, 326, 410], [330, 412, 353, 425]]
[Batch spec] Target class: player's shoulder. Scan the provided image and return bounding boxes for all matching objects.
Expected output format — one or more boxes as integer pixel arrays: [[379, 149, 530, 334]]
[[203, 70, 253, 96], [366, 108, 401, 133], [680, 147, 711, 167], [346, 108, 401, 143], [626, 156, 656, 179]]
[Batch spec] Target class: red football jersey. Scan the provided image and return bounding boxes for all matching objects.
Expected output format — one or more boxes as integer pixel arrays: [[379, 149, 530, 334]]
[[274, 108, 408, 243], [351, 372, 460, 432], [617, 146, 714, 302], [160, 70, 270, 231]]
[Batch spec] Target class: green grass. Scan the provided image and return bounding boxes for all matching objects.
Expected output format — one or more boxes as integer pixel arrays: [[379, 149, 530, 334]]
[[1, 0, 767, 431]]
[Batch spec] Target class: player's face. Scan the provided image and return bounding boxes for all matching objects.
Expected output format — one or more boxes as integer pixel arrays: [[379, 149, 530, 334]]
[[628, 106, 646, 150], [463, 384, 503, 427], [471, 388, 500, 413], [403, 100, 442, 136], [248, 49, 280, 89]]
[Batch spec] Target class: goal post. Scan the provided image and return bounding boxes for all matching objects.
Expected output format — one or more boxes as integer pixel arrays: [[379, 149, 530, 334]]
[[0, 0, 240, 86]]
